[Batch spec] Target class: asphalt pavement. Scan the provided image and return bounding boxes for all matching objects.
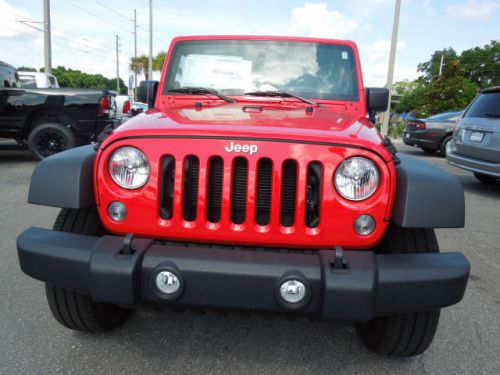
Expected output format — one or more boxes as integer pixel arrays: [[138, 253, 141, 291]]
[[1, 139, 499, 374]]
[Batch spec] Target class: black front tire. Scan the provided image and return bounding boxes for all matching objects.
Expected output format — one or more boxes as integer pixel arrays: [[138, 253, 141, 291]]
[[46, 284, 130, 332], [473, 172, 499, 184], [28, 122, 76, 160], [356, 224, 441, 356], [45, 206, 130, 332]]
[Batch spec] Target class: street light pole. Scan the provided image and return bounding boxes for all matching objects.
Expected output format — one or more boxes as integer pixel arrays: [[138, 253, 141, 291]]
[[133, 9, 137, 95], [439, 51, 444, 76], [43, 0, 52, 74], [116, 35, 120, 92], [148, 0, 153, 81], [381, 0, 401, 136]]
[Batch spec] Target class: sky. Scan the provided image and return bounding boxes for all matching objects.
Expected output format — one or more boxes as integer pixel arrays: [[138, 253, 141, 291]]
[[1, 0, 499, 87]]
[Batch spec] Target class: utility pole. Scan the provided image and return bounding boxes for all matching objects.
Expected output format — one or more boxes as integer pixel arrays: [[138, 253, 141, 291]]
[[43, 0, 52, 73], [439, 51, 444, 76], [116, 35, 120, 92], [133, 9, 137, 95], [148, 0, 153, 82], [381, 0, 401, 136]]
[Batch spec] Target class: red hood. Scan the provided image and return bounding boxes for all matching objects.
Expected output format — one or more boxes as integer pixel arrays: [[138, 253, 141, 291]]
[[105, 102, 391, 161]]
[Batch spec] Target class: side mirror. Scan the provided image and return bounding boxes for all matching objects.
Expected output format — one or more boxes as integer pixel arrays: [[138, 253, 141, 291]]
[[365, 88, 389, 123], [139, 80, 159, 108]]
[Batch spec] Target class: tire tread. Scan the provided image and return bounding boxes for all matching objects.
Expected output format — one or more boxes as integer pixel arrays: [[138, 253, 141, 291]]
[[46, 206, 129, 332], [356, 224, 441, 356]]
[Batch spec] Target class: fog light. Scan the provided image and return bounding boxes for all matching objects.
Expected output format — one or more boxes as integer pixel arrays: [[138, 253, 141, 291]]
[[354, 214, 375, 235], [279, 280, 306, 304], [155, 271, 181, 295], [107, 201, 127, 221]]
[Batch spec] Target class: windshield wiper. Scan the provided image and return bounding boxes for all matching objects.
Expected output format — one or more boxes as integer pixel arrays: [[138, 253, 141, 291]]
[[485, 113, 500, 118], [166, 87, 236, 103], [244, 90, 320, 106]]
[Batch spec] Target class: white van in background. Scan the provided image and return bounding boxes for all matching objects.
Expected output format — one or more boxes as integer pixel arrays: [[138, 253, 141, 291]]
[[18, 72, 60, 89]]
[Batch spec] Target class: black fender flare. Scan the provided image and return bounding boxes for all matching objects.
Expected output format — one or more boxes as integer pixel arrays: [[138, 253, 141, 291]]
[[391, 154, 465, 228], [28, 145, 96, 209]]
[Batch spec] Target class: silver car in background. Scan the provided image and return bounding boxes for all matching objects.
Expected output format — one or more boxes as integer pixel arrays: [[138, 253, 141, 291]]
[[447, 86, 500, 183]]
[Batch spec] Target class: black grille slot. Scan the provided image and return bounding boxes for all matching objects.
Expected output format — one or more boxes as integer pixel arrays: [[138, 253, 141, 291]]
[[255, 158, 273, 226], [280, 160, 297, 227], [159, 155, 175, 220], [207, 156, 223, 223], [231, 157, 248, 224], [305, 162, 322, 228], [183, 155, 199, 221]]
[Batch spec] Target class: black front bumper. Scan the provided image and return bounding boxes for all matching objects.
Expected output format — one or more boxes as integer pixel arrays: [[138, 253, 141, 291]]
[[17, 227, 470, 321]]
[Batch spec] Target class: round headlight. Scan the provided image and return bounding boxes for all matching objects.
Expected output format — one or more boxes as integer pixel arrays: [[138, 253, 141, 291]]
[[334, 157, 379, 201], [109, 147, 150, 189]]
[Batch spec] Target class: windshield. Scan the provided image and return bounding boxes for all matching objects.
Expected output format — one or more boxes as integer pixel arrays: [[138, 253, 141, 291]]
[[20, 76, 37, 89], [163, 40, 359, 101], [464, 92, 500, 118]]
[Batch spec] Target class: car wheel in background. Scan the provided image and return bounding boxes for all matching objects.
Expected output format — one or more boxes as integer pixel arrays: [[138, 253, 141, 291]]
[[27, 122, 76, 160], [473, 172, 499, 184], [439, 135, 453, 156]]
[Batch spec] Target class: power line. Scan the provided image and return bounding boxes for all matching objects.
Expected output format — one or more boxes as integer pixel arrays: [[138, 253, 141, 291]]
[[61, 0, 132, 34], [93, 0, 131, 22], [15, 21, 110, 59], [137, 24, 167, 47], [51, 27, 110, 52], [16, 20, 111, 57]]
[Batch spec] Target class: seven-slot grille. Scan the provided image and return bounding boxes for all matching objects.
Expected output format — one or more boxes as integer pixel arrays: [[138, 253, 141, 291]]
[[159, 155, 323, 229]]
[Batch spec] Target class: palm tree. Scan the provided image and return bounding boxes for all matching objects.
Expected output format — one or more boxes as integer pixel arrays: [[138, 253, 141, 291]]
[[129, 52, 166, 81], [153, 51, 166, 72], [129, 55, 150, 80]]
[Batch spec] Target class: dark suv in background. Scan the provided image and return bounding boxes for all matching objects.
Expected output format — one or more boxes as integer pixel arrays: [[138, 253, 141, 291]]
[[1, 62, 118, 160], [0, 61, 21, 88], [447, 86, 500, 183], [403, 110, 463, 156]]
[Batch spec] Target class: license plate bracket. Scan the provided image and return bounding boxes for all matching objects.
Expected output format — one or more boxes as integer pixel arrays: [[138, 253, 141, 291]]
[[470, 131, 484, 143]]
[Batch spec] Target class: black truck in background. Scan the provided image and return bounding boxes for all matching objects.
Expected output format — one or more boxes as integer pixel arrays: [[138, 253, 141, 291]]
[[1, 61, 117, 160]]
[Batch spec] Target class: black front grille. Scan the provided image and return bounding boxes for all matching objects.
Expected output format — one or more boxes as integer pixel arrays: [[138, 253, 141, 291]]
[[183, 155, 199, 221], [207, 156, 223, 223], [159, 155, 175, 220], [305, 162, 322, 228], [159, 154, 323, 229], [280, 160, 298, 227], [255, 158, 273, 226], [231, 157, 248, 224]]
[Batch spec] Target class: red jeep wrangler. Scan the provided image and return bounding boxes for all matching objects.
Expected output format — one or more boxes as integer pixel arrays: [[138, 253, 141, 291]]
[[17, 36, 469, 356]]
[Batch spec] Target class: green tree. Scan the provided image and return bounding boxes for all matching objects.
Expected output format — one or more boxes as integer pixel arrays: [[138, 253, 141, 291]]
[[130, 55, 150, 80], [420, 60, 478, 116], [417, 47, 458, 83], [130, 51, 167, 81], [153, 51, 166, 71], [46, 66, 127, 94], [460, 40, 500, 88], [394, 80, 428, 114], [17, 66, 37, 72]]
